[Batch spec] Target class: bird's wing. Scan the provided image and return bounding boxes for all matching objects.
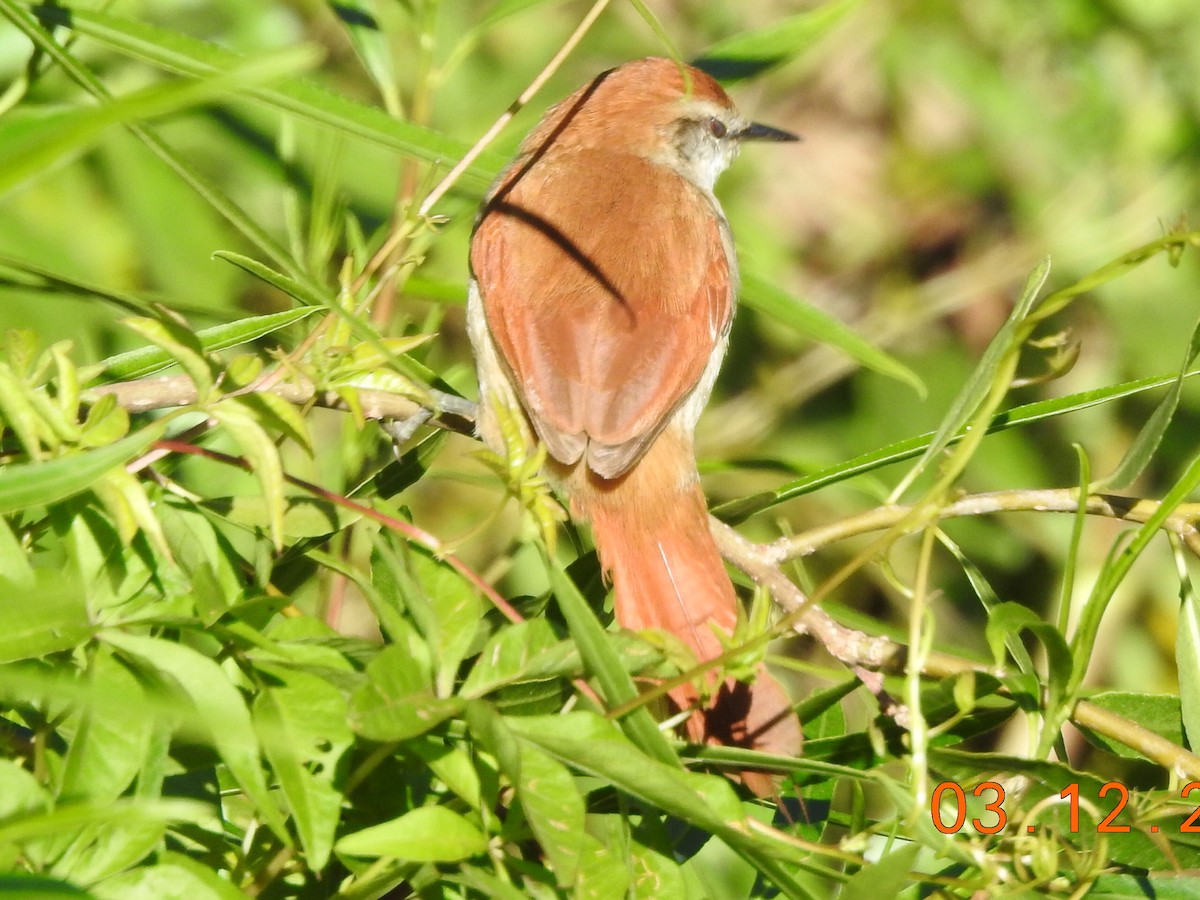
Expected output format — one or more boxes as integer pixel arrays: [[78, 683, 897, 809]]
[[470, 149, 733, 478]]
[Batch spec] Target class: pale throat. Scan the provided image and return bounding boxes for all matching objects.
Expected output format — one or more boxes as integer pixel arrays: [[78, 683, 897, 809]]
[[652, 102, 745, 194]]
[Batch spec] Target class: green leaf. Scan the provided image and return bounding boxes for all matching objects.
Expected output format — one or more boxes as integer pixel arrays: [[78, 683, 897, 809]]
[[404, 737, 482, 810], [838, 842, 920, 900], [544, 555, 680, 768], [0, 518, 34, 589], [511, 742, 587, 887], [0, 43, 319, 199], [0, 360, 53, 457], [89, 862, 234, 900], [713, 369, 1197, 522], [0, 758, 50, 821], [210, 252, 327, 308], [150, 852, 256, 900], [1072, 447, 1200, 701], [508, 712, 671, 802], [738, 271, 923, 395], [0, 570, 91, 662], [98, 307, 318, 381], [347, 644, 461, 741], [0, 874, 92, 898], [254, 670, 352, 870], [99, 632, 289, 843], [332, 0, 399, 113], [406, 550, 483, 697], [506, 712, 816, 899], [158, 499, 245, 622], [461, 618, 576, 697], [121, 316, 213, 400], [207, 401, 285, 550], [891, 257, 1051, 499], [984, 602, 1073, 721], [0, 0, 321, 292], [335, 806, 487, 861], [1096, 314, 1200, 490], [366, 430, 448, 499], [59, 647, 153, 803], [52, 821, 166, 887], [0, 798, 208, 847], [1175, 544, 1200, 752], [78, 394, 129, 448], [217, 495, 352, 542], [0, 252, 159, 316], [941, 536, 1035, 674], [33, 5, 502, 187], [1087, 874, 1200, 900], [1077, 692, 1185, 761], [695, 0, 863, 80], [234, 390, 314, 456], [574, 835, 633, 900]]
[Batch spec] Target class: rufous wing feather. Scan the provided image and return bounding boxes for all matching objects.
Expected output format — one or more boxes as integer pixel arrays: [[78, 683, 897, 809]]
[[468, 66, 801, 793], [470, 149, 732, 477]]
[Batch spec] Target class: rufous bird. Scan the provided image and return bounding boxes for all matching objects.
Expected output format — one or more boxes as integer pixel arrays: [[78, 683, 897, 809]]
[[468, 57, 802, 793]]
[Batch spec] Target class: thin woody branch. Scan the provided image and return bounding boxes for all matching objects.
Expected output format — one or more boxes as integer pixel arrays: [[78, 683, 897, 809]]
[[91, 371, 1200, 774], [86, 374, 476, 437], [771, 488, 1200, 561]]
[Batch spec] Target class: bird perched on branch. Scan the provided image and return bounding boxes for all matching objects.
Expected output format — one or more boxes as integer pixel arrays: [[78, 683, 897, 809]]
[[468, 57, 802, 794]]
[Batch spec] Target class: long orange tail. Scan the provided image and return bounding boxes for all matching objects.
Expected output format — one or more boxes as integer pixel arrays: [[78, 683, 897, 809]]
[[572, 429, 801, 792]]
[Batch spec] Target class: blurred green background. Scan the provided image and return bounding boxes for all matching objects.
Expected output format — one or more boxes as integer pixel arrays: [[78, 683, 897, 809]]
[[2, 0, 1199, 722]]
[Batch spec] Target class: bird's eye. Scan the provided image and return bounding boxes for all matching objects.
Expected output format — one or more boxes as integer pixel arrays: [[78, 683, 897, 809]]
[[707, 118, 727, 138]]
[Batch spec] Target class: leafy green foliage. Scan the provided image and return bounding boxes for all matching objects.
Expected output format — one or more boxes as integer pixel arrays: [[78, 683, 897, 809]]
[[2, 0, 1200, 897]]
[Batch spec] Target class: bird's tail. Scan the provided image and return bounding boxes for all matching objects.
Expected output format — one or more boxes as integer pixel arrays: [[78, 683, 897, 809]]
[[572, 429, 801, 794]]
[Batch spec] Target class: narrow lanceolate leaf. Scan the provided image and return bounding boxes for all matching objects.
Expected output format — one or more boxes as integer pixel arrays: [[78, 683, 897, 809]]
[[1096, 315, 1200, 490], [211, 252, 328, 308], [984, 602, 1074, 749], [121, 316, 214, 399], [207, 401, 285, 550], [0, 518, 34, 589], [100, 632, 290, 843], [714, 369, 1200, 523], [0, 421, 166, 515], [99, 307, 319, 380], [506, 712, 818, 899], [890, 257, 1051, 500], [472, 703, 585, 889], [1174, 541, 1200, 752], [0, 0, 323, 292], [543, 554, 680, 768], [0, 797, 211, 846], [331, 0, 400, 113], [695, 0, 863, 80], [0, 42, 319, 199], [335, 806, 487, 861], [739, 271, 924, 395], [511, 742, 587, 887], [405, 550, 483, 698], [1071, 449, 1200, 700], [31, 5, 503, 187]]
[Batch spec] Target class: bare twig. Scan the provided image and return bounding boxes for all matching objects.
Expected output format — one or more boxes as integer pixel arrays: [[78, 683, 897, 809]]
[[771, 488, 1200, 561], [86, 374, 475, 437]]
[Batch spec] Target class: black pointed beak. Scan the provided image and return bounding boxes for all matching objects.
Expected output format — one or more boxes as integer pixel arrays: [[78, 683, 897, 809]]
[[737, 121, 801, 143]]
